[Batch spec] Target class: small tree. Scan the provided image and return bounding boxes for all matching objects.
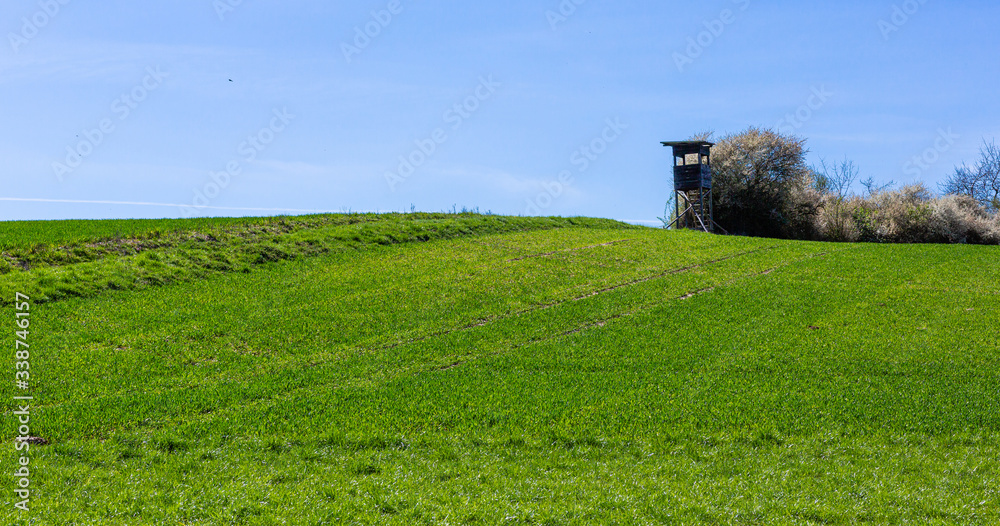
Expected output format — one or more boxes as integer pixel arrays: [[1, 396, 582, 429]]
[[942, 139, 1000, 214], [710, 126, 813, 237], [815, 157, 859, 200], [657, 193, 678, 229], [814, 157, 859, 240]]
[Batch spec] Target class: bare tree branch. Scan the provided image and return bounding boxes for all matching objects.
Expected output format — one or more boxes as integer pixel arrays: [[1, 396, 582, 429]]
[[816, 157, 860, 200], [942, 139, 1000, 213], [861, 176, 895, 197]]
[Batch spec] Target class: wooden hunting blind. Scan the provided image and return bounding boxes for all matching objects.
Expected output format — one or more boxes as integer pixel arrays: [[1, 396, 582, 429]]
[[661, 140, 725, 234]]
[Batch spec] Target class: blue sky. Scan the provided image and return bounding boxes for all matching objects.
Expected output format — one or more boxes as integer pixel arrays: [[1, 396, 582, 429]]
[[2, 0, 998, 223]]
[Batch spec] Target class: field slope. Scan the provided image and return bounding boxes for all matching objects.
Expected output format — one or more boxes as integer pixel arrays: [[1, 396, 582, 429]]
[[2, 214, 999, 525]]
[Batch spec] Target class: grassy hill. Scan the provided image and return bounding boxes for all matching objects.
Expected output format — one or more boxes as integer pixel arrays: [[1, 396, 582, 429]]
[[2, 214, 998, 525]]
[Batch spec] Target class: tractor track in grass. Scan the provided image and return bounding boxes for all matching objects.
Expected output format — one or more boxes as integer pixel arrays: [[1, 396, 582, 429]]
[[903, 286, 1000, 295], [163, 245, 849, 430], [377, 245, 783, 355], [505, 239, 636, 262], [58, 245, 868, 442], [31, 244, 850, 440], [435, 246, 856, 370], [37, 244, 785, 436]]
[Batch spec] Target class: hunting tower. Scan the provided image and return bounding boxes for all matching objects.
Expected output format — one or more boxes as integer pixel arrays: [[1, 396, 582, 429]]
[[661, 140, 724, 234]]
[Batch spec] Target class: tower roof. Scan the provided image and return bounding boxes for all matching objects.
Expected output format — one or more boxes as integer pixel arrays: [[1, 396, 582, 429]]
[[660, 140, 715, 148]]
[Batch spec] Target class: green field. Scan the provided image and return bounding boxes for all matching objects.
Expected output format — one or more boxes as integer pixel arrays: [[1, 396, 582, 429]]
[[2, 214, 999, 525]]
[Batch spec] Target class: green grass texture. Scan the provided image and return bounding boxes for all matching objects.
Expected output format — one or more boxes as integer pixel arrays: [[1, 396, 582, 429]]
[[1, 213, 998, 525]]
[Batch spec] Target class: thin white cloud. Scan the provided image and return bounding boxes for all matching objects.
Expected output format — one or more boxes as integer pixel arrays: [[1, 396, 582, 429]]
[[0, 197, 339, 214]]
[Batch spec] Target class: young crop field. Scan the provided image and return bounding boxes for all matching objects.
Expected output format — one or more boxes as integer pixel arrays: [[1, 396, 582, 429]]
[[2, 214, 999, 525]]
